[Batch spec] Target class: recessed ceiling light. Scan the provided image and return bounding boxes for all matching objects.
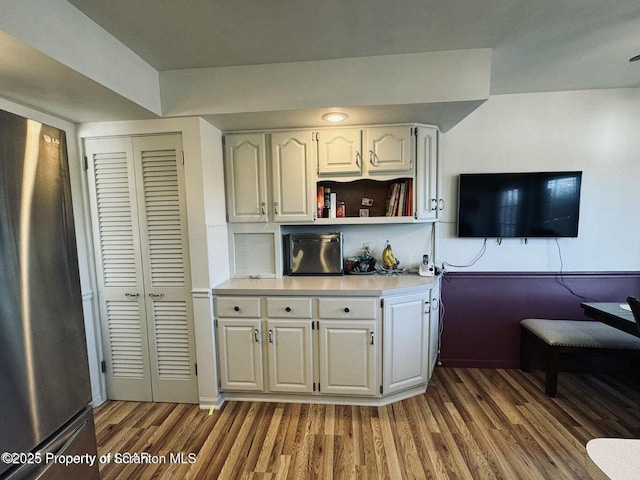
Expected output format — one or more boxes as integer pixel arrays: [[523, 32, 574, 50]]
[[321, 112, 349, 123], [629, 54, 640, 62]]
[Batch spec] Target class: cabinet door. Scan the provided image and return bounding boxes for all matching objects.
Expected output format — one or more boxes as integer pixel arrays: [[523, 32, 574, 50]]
[[224, 133, 269, 223], [383, 293, 429, 395], [266, 320, 314, 393], [317, 129, 363, 175], [217, 319, 264, 391], [270, 131, 316, 222], [415, 126, 439, 220], [319, 320, 378, 396], [429, 279, 441, 377], [364, 126, 414, 174]]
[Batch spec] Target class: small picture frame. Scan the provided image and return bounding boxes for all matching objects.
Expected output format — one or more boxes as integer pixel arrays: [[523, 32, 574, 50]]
[[359, 209, 369, 217]]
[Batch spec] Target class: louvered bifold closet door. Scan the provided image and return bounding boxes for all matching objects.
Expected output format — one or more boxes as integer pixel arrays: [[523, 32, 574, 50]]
[[84, 137, 153, 402], [132, 135, 198, 404]]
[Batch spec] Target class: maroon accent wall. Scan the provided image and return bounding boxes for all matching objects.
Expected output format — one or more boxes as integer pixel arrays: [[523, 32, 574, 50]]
[[439, 272, 640, 368]]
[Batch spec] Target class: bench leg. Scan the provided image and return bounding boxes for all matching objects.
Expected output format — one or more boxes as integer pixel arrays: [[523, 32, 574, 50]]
[[545, 346, 560, 397], [520, 327, 532, 372]]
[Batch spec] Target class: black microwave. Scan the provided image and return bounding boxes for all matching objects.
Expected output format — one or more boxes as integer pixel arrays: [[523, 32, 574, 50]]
[[283, 233, 343, 275]]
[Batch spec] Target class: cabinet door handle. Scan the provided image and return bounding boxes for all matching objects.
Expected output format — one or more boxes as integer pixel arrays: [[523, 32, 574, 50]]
[[425, 301, 431, 314], [125, 293, 139, 298], [431, 198, 438, 211], [343, 307, 350, 313], [149, 293, 163, 299], [254, 329, 260, 343], [260, 202, 266, 215], [369, 150, 375, 166], [234, 306, 240, 312], [285, 306, 291, 313], [438, 199, 445, 210], [274, 202, 279, 215], [268, 329, 274, 343], [370, 332, 375, 345], [355, 151, 362, 169]]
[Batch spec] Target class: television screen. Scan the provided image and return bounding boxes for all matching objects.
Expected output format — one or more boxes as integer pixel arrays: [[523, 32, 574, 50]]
[[457, 171, 582, 238]]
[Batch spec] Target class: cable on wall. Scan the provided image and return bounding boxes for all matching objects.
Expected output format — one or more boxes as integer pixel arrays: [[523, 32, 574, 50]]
[[554, 238, 597, 301], [442, 238, 488, 277]]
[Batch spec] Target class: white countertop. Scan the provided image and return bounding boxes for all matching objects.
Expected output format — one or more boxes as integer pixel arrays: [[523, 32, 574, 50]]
[[586, 438, 640, 479], [212, 273, 437, 296]]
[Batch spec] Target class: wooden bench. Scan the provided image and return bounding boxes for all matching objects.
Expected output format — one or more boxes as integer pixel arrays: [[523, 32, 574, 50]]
[[519, 318, 640, 397]]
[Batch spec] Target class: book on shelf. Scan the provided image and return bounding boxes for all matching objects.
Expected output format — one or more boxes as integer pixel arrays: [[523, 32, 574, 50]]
[[384, 180, 413, 217]]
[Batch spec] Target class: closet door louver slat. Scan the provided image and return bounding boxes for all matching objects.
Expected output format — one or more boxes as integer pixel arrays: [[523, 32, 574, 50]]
[[93, 151, 137, 288], [105, 300, 145, 379], [140, 149, 186, 288]]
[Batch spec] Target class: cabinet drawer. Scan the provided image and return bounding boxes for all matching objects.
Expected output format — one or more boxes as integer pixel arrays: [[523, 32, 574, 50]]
[[215, 296, 262, 318], [266, 297, 313, 318], [317, 297, 378, 319]]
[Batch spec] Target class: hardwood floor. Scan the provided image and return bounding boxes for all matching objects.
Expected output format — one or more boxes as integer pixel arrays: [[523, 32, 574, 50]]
[[94, 368, 640, 479]]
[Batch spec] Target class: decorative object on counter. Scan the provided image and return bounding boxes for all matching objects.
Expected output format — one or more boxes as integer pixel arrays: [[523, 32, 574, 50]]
[[379, 240, 401, 275], [345, 245, 377, 274], [381, 240, 399, 268]]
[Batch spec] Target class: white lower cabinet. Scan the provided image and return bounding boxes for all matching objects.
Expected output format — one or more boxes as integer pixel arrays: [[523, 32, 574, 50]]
[[266, 319, 314, 393], [318, 319, 378, 396], [428, 278, 441, 377], [382, 293, 429, 395], [217, 318, 264, 391], [214, 288, 435, 402]]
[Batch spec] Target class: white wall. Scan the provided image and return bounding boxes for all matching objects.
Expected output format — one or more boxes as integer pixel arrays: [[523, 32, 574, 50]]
[[439, 88, 640, 272]]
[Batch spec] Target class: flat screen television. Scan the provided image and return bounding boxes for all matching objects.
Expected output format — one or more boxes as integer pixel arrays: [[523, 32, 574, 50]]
[[457, 171, 582, 238]]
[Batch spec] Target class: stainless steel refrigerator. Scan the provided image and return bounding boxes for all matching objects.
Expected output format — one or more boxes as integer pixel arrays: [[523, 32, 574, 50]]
[[0, 110, 100, 479]]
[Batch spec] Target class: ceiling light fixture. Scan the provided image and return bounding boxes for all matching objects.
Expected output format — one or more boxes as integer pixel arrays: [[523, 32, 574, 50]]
[[629, 54, 640, 62], [322, 112, 349, 123]]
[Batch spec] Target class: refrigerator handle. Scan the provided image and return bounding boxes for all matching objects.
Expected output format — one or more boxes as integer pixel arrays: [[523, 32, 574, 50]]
[[31, 420, 89, 480]]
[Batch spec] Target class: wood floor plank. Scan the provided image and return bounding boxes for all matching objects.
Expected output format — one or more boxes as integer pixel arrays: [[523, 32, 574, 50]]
[[94, 368, 640, 479]]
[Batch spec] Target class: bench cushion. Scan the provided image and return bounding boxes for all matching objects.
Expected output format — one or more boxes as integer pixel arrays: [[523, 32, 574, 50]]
[[520, 319, 640, 350]]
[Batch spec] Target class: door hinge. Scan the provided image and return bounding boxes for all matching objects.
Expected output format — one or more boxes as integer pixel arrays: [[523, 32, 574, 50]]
[[215, 318, 218, 328], [380, 298, 384, 308], [313, 382, 316, 392], [380, 385, 383, 395], [181, 151, 185, 165], [195, 363, 198, 376], [318, 383, 321, 392], [311, 321, 314, 330], [82, 156, 88, 171], [101, 360, 106, 373]]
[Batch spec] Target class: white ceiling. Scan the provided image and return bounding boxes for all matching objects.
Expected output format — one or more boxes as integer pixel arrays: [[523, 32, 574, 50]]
[[2, 0, 640, 127], [66, 0, 640, 93]]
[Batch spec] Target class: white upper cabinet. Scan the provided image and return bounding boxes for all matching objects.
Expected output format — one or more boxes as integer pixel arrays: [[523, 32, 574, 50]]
[[224, 123, 439, 225], [224, 133, 269, 223], [270, 131, 316, 222], [364, 126, 414, 174], [224, 131, 315, 223], [317, 129, 363, 175], [316, 126, 414, 177], [415, 126, 439, 221]]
